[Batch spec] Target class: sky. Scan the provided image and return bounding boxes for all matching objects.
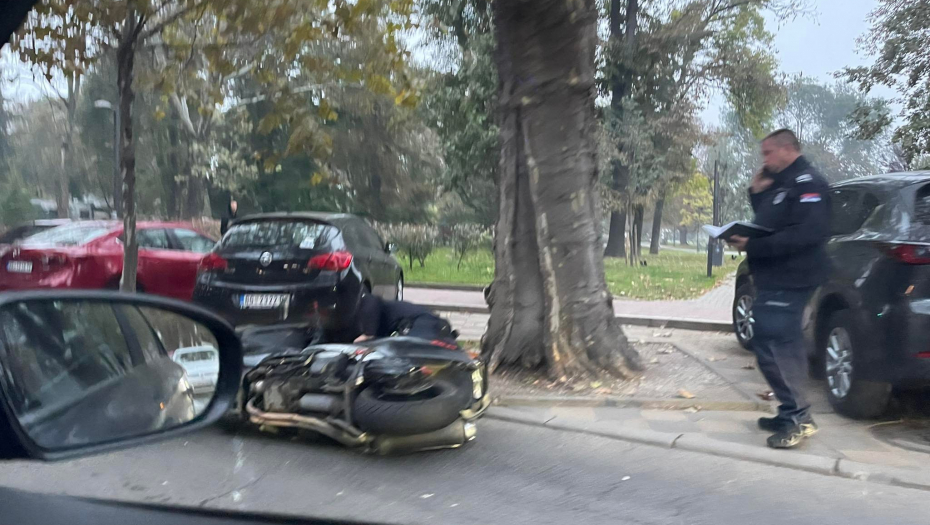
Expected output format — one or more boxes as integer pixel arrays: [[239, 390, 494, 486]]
[[702, 0, 895, 125]]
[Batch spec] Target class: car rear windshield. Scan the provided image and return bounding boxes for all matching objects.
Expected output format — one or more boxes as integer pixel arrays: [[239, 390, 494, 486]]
[[22, 224, 112, 246], [222, 220, 339, 249]]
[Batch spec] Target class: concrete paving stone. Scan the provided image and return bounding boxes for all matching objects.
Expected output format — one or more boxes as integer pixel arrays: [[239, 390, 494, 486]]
[[485, 406, 553, 426], [685, 410, 762, 422], [699, 432, 764, 447], [549, 406, 596, 421], [543, 417, 680, 448], [841, 450, 920, 469], [836, 459, 930, 490], [591, 407, 645, 422], [639, 409, 689, 422], [673, 434, 838, 475], [695, 419, 755, 434], [646, 420, 702, 434]]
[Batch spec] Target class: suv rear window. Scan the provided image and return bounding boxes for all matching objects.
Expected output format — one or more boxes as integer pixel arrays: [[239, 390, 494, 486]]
[[915, 184, 930, 225], [222, 220, 339, 249]]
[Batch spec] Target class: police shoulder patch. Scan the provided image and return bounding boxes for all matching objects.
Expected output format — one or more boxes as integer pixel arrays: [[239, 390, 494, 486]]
[[799, 193, 822, 203], [773, 191, 787, 205], [796, 173, 813, 183]]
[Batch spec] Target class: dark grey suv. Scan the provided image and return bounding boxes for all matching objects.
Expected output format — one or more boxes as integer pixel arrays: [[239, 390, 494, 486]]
[[733, 172, 930, 418]]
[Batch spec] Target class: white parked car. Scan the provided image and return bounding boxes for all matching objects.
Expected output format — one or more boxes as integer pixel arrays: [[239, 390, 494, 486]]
[[171, 345, 219, 396]]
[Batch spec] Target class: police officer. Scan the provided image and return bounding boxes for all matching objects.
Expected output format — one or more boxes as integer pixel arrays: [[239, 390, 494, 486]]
[[350, 293, 458, 345], [727, 129, 830, 449]]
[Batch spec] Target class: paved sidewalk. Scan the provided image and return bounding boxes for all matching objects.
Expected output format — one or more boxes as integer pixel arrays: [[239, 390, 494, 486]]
[[409, 274, 734, 323], [489, 326, 930, 486]]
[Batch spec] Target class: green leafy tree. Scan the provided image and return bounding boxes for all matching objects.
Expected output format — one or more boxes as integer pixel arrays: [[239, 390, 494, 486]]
[[844, 0, 930, 166], [418, 0, 498, 226], [601, 0, 798, 258]]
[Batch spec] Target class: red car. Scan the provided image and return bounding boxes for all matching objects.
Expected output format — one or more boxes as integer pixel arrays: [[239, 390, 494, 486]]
[[0, 221, 216, 300]]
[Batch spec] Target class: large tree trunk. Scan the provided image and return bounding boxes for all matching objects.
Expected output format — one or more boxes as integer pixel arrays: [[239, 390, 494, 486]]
[[649, 192, 665, 254], [483, 0, 642, 380], [603, 0, 638, 257], [117, 12, 140, 293], [57, 73, 79, 219], [164, 125, 181, 218], [603, 201, 627, 257], [679, 225, 689, 245]]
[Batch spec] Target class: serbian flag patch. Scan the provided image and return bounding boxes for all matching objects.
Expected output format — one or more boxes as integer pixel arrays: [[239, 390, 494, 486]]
[[800, 193, 822, 203]]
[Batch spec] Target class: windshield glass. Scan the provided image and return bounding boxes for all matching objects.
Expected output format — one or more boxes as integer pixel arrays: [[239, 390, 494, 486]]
[[223, 221, 338, 249], [22, 224, 113, 247]]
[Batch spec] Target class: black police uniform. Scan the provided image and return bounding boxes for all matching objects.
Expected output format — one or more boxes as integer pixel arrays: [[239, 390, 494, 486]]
[[355, 294, 457, 343], [745, 155, 830, 426]]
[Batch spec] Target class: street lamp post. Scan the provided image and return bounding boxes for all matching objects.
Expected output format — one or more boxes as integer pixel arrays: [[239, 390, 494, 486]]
[[93, 100, 121, 218]]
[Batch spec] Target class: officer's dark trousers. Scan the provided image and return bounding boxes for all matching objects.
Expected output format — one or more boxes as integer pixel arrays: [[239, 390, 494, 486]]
[[751, 288, 816, 425]]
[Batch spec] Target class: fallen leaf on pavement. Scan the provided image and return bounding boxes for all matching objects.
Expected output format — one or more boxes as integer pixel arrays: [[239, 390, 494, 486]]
[[595, 387, 613, 395], [649, 357, 660, 365], [652, 331, 673, 338], [708, 356, 727, 362], [757, 391, 774, 401], [685, 407, 700, 413], [590, 380, 603, 389], [677, 389, 696, 399], [742, 364, 756, 370], [657, 348, 673, 355], [621, 476, 631, 481]]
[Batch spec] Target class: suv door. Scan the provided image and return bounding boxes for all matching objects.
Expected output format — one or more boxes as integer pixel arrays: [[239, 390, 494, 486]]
[[820, 186, 884, 320]]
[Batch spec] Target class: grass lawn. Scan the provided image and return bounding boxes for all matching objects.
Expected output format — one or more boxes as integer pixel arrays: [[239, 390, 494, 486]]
[[402, 246, 741, 301]]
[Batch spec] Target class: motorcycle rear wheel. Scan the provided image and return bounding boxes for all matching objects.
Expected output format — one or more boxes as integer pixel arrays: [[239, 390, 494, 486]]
[[353, 380, 464, 436]]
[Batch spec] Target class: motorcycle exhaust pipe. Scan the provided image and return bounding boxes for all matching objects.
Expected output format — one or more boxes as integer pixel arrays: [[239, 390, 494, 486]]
[[371, 419, 477, 455], [297, 393, 343, 415]]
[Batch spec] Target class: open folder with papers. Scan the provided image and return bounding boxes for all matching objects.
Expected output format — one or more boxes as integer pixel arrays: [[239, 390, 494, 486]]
[[702, 221, 773, 241]]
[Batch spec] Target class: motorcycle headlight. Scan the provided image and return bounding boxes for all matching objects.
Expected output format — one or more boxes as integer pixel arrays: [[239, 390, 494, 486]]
[[471, 367, 484, 399]]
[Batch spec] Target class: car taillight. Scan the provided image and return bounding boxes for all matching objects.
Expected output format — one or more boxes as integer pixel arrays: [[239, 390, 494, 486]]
[[882, 243, 930, 265], [308, 251, 353, 271], [199, 253, 228, 272]]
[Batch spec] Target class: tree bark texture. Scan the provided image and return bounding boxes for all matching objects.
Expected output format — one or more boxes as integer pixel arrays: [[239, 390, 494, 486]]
[[603, 0, 638, 258], [164, 125, 181, 218], [117, 11, 141, 293], [483, 0, 642, 380], [679, 225, 688, 245], [649, 192, 665, 255]]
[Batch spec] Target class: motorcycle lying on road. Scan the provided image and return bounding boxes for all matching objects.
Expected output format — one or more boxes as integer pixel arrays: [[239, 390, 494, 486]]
[[235, 324, 490, 455]]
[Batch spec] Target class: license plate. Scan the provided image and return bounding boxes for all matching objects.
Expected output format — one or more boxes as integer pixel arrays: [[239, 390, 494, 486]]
[[239, 293, 289, 310], [6, 261, 32, 274]]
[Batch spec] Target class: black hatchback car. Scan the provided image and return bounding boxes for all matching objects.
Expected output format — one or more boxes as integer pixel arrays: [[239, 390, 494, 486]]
[[192, 212, 403, 330], [733, 172, 930, 418]]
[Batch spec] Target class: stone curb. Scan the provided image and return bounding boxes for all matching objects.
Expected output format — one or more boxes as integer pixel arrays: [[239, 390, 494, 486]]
[[429, 304, 731, 333], [494, 395, 771, 413], [485, 407, 930, 492], [835, 459, 930, 491], [409, 283, 487, 291]]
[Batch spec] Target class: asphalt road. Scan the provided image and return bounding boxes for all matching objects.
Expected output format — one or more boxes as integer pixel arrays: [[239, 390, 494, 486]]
[[0, 418, 926, 525]]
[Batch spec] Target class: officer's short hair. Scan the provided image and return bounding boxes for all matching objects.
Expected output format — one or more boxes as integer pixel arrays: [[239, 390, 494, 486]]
[[763, 129, 801, 151]]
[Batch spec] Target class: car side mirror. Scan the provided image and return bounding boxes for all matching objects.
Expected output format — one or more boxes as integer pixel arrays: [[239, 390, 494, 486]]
[[0, 291, 241, 460], [385, 242, 397, 253]]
